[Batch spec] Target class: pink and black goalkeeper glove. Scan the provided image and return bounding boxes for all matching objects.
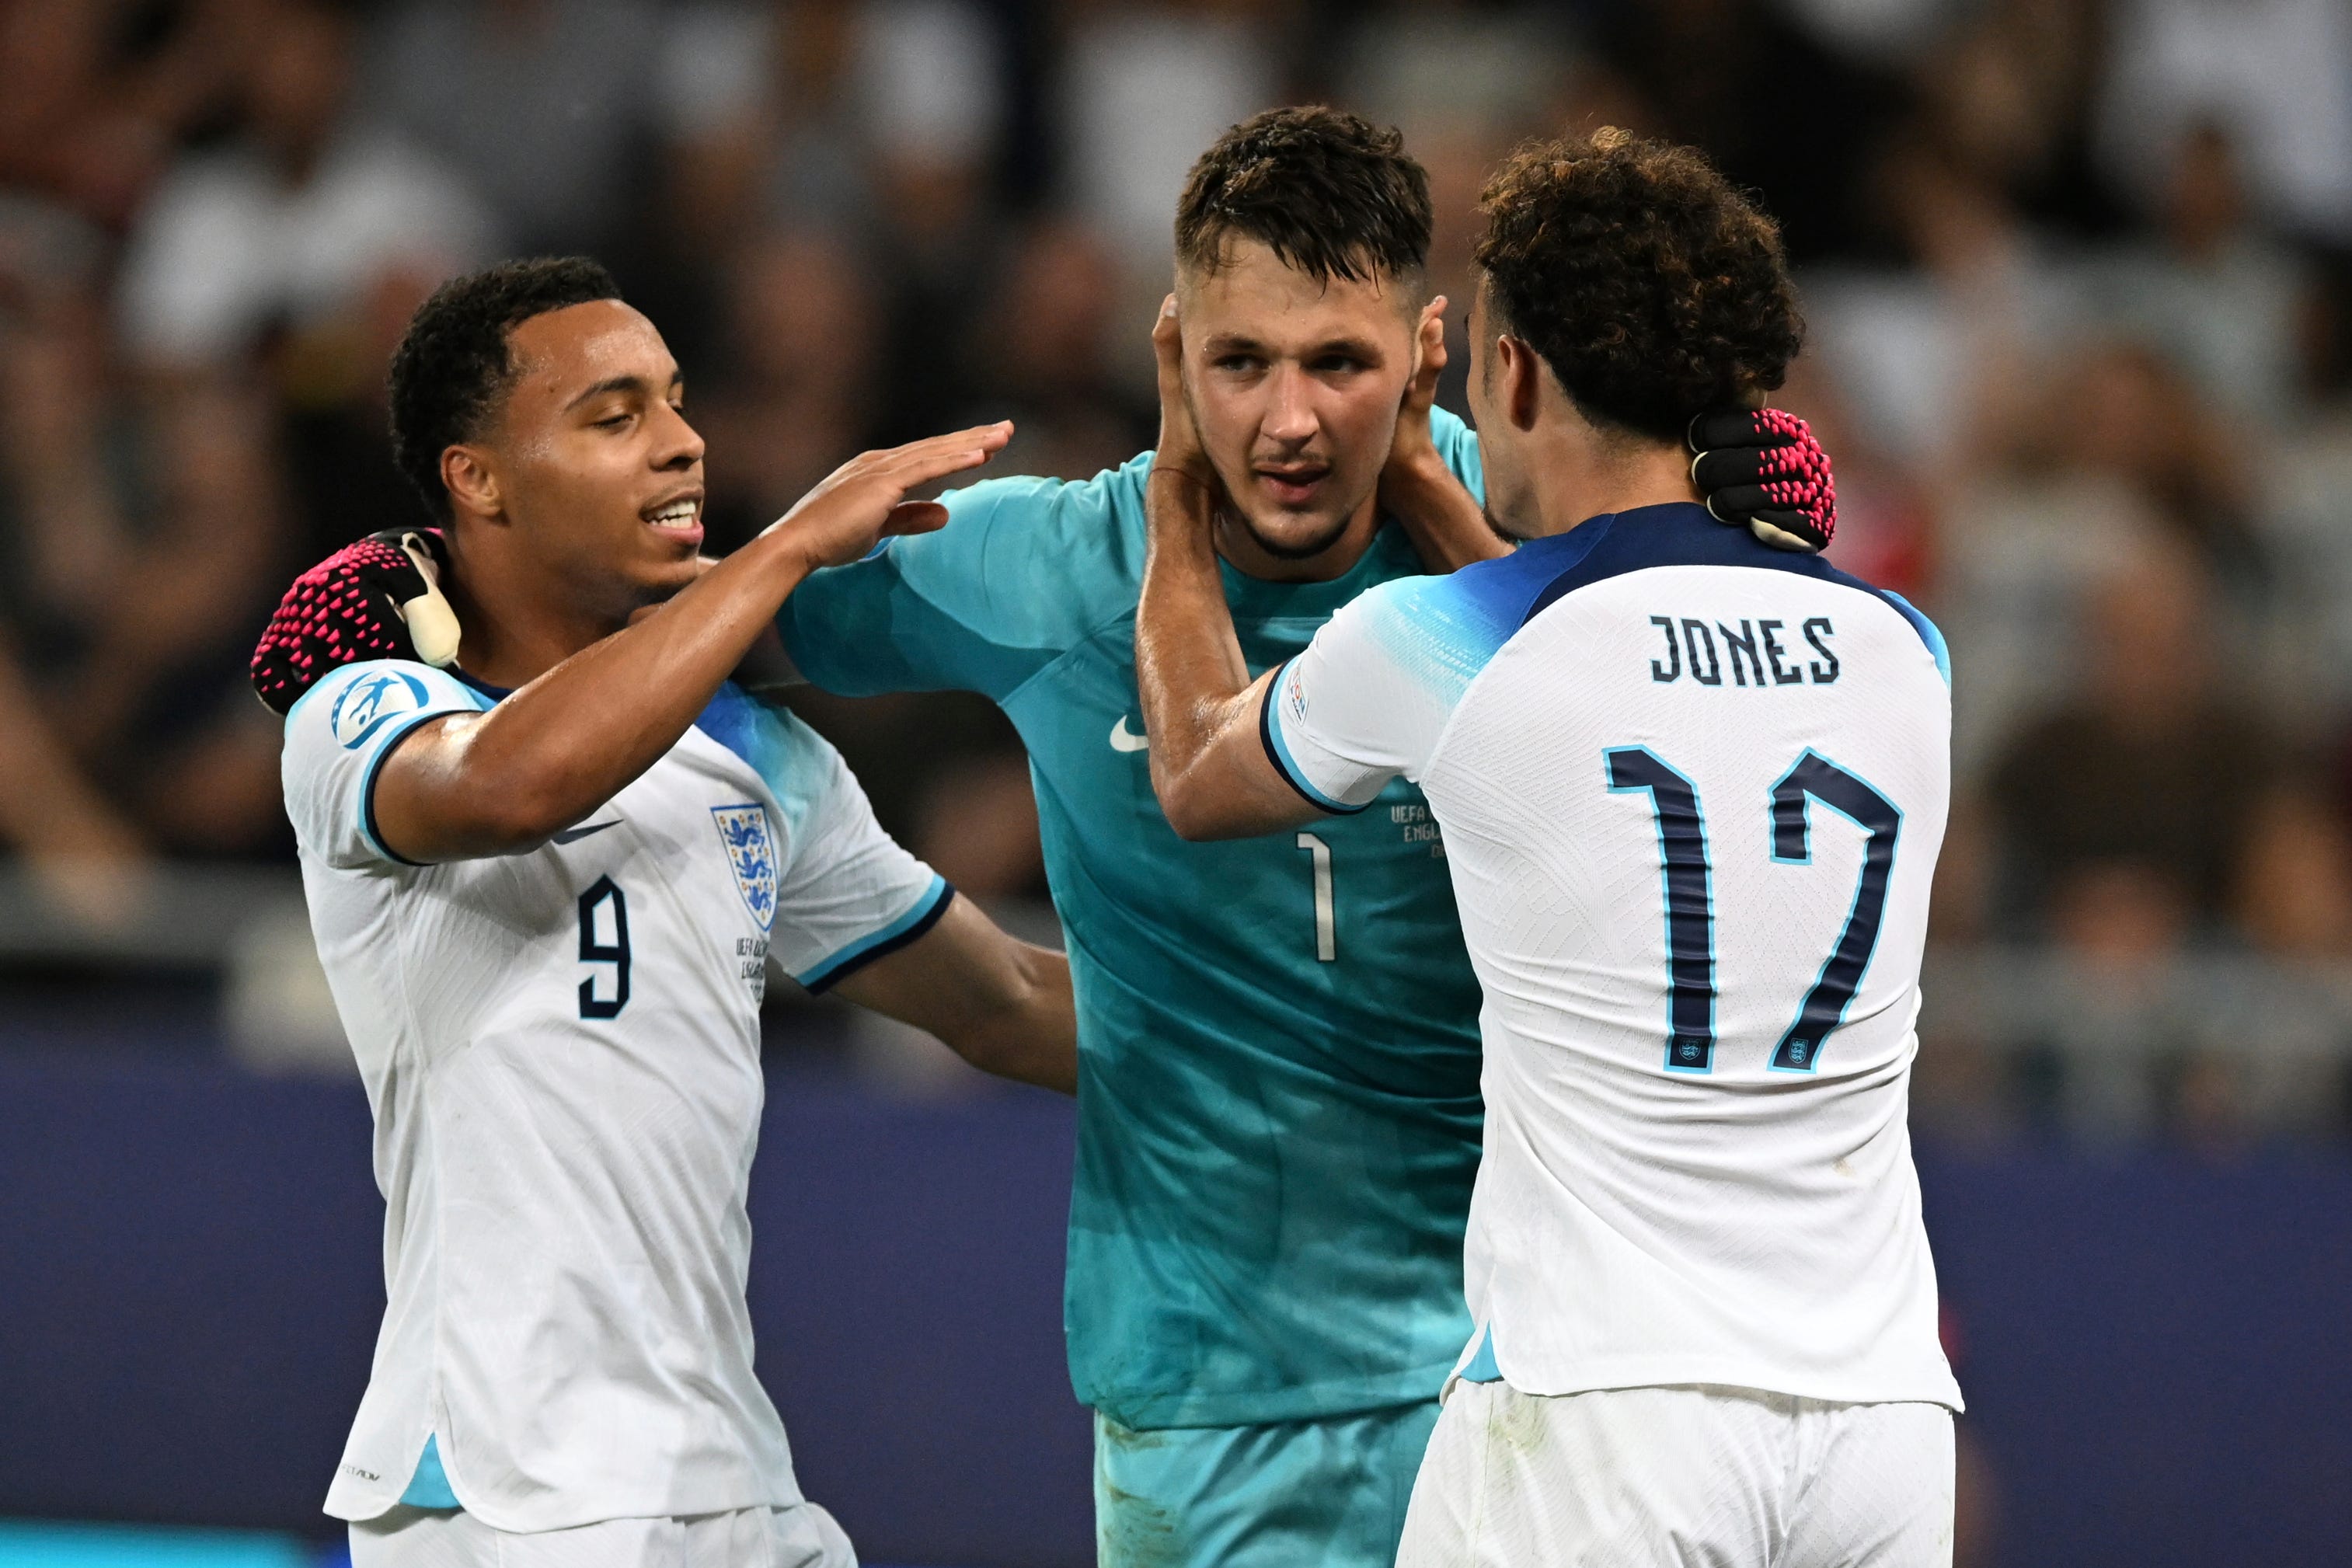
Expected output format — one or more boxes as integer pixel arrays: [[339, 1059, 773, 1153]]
[[250, 528, 461, 715], [1689, 408, 1837, 553]]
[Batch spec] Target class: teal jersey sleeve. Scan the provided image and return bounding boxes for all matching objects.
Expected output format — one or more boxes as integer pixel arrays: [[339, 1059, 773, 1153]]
[[776, 455, 1152, 702], [1428, 404, 1485, 503]]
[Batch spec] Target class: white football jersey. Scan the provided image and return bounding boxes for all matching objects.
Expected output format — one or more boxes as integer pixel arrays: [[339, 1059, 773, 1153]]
[[1266, 502, 1962, 1411], [284, 660, 951, 1531]]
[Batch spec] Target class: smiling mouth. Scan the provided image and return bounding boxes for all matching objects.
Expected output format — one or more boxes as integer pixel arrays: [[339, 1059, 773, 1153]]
[[643, 496, 703, 535]]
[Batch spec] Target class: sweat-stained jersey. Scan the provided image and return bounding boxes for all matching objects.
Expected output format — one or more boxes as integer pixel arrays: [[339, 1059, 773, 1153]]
[[1265, 502, 1963, 1411], [284, 661, 950, 1531], [775, 411, 1490, 1430]]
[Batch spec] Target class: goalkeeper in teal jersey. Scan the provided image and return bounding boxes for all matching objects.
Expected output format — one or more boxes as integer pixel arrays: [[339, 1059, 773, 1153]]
[[246, 108, 1835, 1568], [779, 112, 1501, 1562], [778, 109, 1831, 1563]]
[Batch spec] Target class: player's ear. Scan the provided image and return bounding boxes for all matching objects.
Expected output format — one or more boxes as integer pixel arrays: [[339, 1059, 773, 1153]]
[[1409, 294, 1445, 378], [442, 444, 504, 524], [1497, 335, 1543, 432], [1418, 295, 1446, 350]]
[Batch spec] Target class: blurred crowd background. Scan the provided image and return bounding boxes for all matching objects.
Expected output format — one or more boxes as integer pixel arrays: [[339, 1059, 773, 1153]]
[[12, 0, 2352, 1145], [5, 2, 2352, 1563]]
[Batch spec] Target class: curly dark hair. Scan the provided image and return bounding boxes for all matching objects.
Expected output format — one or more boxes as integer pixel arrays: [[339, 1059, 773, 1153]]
[[1474, 130, 1801, 443], [387, 256, 622, 520], [1176, 106, 1430, 289]]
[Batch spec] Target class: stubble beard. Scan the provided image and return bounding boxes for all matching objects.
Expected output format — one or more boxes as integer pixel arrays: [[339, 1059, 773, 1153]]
[[1224, 501, 1360, 563]]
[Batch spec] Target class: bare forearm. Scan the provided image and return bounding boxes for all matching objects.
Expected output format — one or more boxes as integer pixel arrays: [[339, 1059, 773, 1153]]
[[1383, 451, 1509, 573], [385, 531, 816, 858], [833, 896, 1078, 1093], [948, 943, 1078, 1094], [1136, 472, 1259, 821]]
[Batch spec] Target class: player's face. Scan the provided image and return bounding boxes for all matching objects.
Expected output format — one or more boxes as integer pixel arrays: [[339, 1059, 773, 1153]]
[[1179, 239, 1420, 560], [490, 300, 706, 614]]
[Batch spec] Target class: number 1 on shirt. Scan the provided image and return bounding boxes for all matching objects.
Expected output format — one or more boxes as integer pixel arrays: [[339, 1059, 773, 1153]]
[[1296, 832, 1336, 963]]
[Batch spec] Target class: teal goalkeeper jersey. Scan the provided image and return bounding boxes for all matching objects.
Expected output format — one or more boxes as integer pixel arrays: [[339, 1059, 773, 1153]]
[[776, 413, 1488, 1429]]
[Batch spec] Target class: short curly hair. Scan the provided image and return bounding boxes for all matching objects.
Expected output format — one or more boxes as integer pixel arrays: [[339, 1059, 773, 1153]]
[[1176, 106, 1430, 291], [1474, 130, 1800, 444], [387, 256, 622, 521]]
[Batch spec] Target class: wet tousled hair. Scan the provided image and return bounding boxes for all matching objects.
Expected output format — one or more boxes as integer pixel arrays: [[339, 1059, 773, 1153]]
[[1175, 106, 1431, 292], [387, 256, 623, 520], [1475, 130, 1802, 444]]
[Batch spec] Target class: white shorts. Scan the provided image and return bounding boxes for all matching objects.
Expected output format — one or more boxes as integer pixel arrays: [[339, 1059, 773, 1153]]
[[1396, 1382, 1953, 1568], [349, 1501, 856, 1568]]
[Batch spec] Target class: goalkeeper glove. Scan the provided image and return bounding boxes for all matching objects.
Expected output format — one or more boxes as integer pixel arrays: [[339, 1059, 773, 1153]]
[[249, 528, 461, 715], [1689, 408, 1837, 553]]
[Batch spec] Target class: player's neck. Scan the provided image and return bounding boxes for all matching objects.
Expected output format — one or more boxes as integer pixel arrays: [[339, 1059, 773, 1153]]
[[1517, 429, 1699, 540], [438, 530, 629, 690], [1211, 489, 1382, 584]]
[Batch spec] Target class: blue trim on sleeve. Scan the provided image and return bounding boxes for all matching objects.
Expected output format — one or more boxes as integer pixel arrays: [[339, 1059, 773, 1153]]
[[399, 1434, 459, 1509], [357, 710, 457, 867], [795, 876, 956, 992], [1257, 661, 1368, 816]]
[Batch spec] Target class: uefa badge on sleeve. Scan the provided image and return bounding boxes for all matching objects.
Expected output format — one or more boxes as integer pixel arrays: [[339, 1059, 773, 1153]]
[[711, 805, 778, 932], [329, 669, 433, 750]]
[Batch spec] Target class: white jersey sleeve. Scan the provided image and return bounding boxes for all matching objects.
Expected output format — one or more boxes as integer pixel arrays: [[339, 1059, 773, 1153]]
[[1263, 574, 1515, 814], [281, 660, 486, 869], [694, 688, 951, 992]]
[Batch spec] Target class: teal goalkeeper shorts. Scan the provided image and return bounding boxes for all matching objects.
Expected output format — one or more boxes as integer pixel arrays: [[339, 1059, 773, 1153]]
[[1094, 1401, 1441, 1567]]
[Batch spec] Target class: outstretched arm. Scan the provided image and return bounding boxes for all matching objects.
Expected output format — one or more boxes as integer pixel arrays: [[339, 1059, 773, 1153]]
[[372, 424, 1011, 862], [1135, 303, 1326, 842], [832, 894, 1077, 1094]]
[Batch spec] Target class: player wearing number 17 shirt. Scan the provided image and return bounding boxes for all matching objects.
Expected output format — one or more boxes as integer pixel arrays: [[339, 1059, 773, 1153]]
[[280, 260, 1074, 1568], [1138, 131, 1962, 1566]]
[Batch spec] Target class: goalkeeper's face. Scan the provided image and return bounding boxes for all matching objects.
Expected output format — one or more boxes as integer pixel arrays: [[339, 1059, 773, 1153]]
[[465, 300, 707, 620], [1176, 239, 1420, 563]]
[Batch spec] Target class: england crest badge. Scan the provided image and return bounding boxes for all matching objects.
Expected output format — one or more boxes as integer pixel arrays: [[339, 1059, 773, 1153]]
[[710, 803, 778, 932]]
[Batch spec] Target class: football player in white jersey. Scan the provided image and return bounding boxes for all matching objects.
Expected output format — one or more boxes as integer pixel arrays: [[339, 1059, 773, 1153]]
[[284, 258, 1075, 1568], [1133, 133, 1960, 1565]]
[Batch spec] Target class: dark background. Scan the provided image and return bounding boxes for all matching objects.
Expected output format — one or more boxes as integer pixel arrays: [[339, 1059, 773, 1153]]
[[6, 0, 2352, 1562]]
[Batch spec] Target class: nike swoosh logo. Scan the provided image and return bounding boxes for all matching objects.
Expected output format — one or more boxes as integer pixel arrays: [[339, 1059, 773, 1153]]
[[1109, 716, 1149, 754], [552, 821, 620, 845]]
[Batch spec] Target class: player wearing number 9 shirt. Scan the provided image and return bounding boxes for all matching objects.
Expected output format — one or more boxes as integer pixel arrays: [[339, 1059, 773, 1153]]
[[282, 259, 1075, 1568], [1139, 131, 1961, 1566]]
